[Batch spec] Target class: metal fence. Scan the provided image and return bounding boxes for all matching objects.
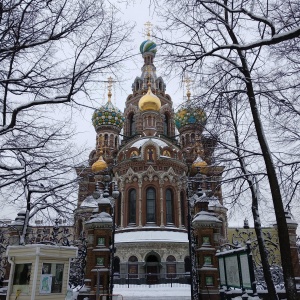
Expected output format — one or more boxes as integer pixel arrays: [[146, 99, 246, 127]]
[[113, 272, 191, 287]]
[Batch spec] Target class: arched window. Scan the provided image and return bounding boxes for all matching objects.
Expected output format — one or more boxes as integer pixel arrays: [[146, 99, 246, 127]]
[[164, 114, 169, 136], [129, 113, 135, 136], [128, 189, 136, 225], [180, 192, 185, 227], [128, 256, 138, 278], [182, 136, 185, 147], [191, 133, 195, 143], [166, 189, 174, 224], [117, 192, 121, 226], [166, 255, 176, 278], [146, 187, 156, 223], [186, 135, 190, 145]]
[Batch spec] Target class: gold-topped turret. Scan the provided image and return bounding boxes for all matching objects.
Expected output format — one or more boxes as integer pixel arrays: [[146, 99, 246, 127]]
[[192, 142, 208, 173], [92, 136, 108, 173], [138, 66, 161, 111]]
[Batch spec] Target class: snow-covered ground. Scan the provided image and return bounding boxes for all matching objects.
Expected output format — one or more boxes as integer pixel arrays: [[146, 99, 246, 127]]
[[113, 283, 191, 299]]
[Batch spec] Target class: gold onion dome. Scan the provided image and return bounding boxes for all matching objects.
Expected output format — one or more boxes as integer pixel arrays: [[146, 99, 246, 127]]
[[138, 86, 161, 111], [91, 151, 108, 173]]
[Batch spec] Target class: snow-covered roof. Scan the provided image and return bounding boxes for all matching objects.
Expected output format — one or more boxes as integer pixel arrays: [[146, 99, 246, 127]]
[[131, 138, 168, 148], [85, 212, 112, 224], [80, 194, 112, 209], [80, 195, 98, 208], [193, 211, 222, 223], [208, 196, 226, 209], [115, 230, 188, 243]]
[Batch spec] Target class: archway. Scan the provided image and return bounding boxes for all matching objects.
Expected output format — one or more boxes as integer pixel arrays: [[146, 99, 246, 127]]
[[145, 252, 160, 284]]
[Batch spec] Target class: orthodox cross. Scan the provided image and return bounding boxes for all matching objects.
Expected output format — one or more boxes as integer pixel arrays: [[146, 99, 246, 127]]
[[107, 76, 113, 102], [144, 21, 153, 39], [183, 76, 192, 101]]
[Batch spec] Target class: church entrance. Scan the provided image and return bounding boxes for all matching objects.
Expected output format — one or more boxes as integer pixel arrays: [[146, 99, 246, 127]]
[[145, 254, 160, 284]]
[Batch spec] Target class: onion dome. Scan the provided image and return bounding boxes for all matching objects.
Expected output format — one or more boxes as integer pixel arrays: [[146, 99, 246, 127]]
[[140, 40, 157, 55], [138, 86, 161, 111], [191, 150, 208, 174], [91, 150, 107, 173], [175, 106, 207, 130], [92, 101, 124, 131], [192, 153, 207, 169]]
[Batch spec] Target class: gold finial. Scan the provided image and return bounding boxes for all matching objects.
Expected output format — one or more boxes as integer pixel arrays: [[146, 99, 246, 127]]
[[144, 21, 152, 40], [107, 76, 113, 102], [195, 141, 204, 157], [184, 76, 192, 101], [97, 135, 104, 154], [146, 65, 152, 88], [92, 135, 107, 173]]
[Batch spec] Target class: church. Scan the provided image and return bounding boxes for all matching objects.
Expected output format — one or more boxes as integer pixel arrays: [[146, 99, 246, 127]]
[[74, 30, 228, 300]]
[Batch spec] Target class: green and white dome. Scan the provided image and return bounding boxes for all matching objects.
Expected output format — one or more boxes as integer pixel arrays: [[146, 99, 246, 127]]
[[92, 101, 124, 131], [140, 40, 157, 55]]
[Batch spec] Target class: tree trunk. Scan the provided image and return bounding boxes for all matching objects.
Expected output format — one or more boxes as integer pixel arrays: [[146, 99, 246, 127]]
[[242, 64, 297, 299]]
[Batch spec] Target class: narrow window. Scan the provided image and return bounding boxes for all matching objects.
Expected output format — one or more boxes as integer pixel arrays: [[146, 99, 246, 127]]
[[166, 189, 174, 224], [129, 114, 135, 136], [128, 189, 136, 224], [180, 192, 185, 226], [164, 114, 169, 136], [146, 188, 156, 223]]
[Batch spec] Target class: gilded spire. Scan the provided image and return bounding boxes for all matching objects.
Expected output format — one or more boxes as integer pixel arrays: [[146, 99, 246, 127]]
[[144, 21, 153, 40], [146, 65, 152, 88]]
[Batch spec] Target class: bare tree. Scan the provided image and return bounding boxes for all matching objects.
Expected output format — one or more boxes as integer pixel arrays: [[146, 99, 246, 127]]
[[0, 0, 132, 239], [154, 0, 300, 298]]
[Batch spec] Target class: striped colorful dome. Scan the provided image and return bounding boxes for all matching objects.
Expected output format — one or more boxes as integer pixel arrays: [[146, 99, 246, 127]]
[[92, 101, 124, 131], [175, 106, 207, 130], [140, 40, 157, 55]]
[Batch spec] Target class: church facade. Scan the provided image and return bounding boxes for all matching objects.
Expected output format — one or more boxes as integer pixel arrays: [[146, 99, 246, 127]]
[[74, 36, 228, 300]]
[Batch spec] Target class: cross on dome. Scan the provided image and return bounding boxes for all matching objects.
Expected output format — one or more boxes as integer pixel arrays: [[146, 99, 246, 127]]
[[107, 76, 114, 102], [183, 76, 192, 101], [144, 21, 153, 40]]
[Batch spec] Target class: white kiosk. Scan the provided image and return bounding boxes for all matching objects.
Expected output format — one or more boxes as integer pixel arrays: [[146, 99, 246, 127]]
[[6, 244, 77, 300]]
